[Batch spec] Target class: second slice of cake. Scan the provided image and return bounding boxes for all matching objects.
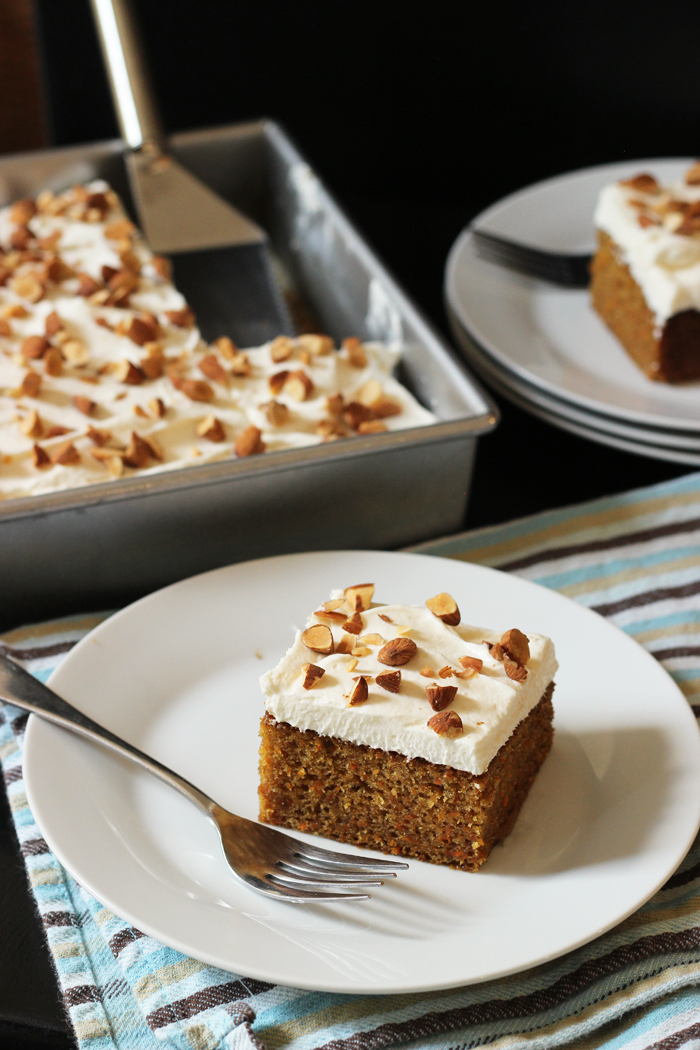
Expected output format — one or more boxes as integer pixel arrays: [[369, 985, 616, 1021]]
[[259, 584, 557, 871]]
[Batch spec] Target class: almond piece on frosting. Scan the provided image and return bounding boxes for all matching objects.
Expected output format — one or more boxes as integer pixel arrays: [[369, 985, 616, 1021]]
[[348, 676, 369, 706], [376, 670, 401, 693], [427, 710, 463, 738], [344, 583, 375, 611], [426, 592, 460, 626], [378, 637, 417, 666], [301, 663, 325, 689], [425, 683, 457, 711], [302, 624, 334, 655]]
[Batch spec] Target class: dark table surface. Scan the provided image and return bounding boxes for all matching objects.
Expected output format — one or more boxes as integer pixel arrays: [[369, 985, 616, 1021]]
[[2, 0, 697, 1044]]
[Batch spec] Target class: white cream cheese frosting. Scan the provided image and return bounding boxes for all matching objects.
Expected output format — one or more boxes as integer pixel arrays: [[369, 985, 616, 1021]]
[[260, 594, 557, 775], [0, 181, 435, 500], [594, 174, 700, 327]]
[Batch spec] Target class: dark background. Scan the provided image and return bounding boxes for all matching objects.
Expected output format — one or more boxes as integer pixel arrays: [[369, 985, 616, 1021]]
[[33, 0, 699, 529], [3, 4, 700, 1045]]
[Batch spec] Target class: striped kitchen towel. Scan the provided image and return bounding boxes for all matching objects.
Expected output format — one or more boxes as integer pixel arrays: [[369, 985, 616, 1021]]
[[4, 469, 700, 1050]]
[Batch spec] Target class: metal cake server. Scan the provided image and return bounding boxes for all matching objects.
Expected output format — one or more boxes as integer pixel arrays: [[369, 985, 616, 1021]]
[[0, 654, 407, 902], [90, 0, 293, 345]]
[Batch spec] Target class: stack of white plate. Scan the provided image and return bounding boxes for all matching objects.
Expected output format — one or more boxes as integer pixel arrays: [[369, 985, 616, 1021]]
[[445, 158, 700, 466]]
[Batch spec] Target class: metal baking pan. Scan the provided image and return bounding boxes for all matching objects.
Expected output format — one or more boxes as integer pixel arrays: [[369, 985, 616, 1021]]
[[0, 120, 497, 616]]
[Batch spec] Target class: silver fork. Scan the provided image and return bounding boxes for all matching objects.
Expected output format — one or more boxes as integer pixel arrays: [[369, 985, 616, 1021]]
[[0, 655, 407, 902], [472, 228, 592, 288]]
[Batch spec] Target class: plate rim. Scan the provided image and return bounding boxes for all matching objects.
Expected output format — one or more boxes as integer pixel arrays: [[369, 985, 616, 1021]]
[[23, 549, 700, 994], [445, 156, 700, 433]]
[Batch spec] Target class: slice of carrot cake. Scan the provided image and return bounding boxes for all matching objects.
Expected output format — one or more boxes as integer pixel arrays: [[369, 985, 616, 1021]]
[[259, 584, 557, 871], [591, 161, 700, 382]]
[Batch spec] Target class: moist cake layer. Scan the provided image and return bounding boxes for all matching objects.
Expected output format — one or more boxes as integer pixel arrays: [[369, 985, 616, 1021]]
[[260, 594, 558, 775], [259, 685, 555, 871]]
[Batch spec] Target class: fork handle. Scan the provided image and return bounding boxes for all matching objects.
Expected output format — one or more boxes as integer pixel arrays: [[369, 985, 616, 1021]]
[[0, 654, 215, 816]]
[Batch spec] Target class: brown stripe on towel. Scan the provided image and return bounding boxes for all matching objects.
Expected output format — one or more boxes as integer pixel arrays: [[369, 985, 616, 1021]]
[[109, 927, 145, 957], [147, 980, 274, 1030], [314, 927, 700, 1050], [593, 578, 700, 618], [652, 646, 700, 662], [64, 985, 101, 1007], [20, 838, 50, 857], [645, 1018, 700, 1050], [43, 911, 80, 928], [0, 640, 78, 662], [498, 516, 700, 573]]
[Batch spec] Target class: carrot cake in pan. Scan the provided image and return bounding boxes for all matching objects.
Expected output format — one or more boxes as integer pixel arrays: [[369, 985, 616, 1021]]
[[0, 182, 435, 499], [259, 584, 557, 871], [591, 161, 700, 382]]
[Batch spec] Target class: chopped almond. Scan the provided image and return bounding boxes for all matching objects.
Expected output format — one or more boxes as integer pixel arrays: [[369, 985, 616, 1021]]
[[420, 666, 436, 678], [459, 656, 483, 674], [345, 658, 358, 672], [122, 431, 152, 468], [86, 427, 109, 446], [358, 420, 388, 434], [358, 633, 384, 646], [426, 592, 460, 626], [344, 582, 375, 611], [427, 710, 463, 738], [372, 397, 402, 419], [105, 219, 136, 240], [378, 637, 417, 666], [285, 369, 314, 401], [148, 397, 166, 418], [343, 402, 374, 430], [425, 683, 457, 711], [376, 670, 401, 693], [323, 598, 345, 611], [199, 354, 227, 384], [296, 333, 333, 356], [348, 676, 369, 706], [123, 316, 157, 346], [269, 336, 294, 362], [0, 318, 11, 337], [336, 633, 356, 655], [61, 339, 90, 366], [504, 656, 527, 682], [77, 272, 101, 297], [342, 611, 363, 635], [351, 645, 372, 657], [262, 400, 290, 426], [196, 414, 225, 442], [343, 336, 367, 368], [21, 371, 41, 398], [10, 198, 36, 225], [44, 348, 63, 376], [20, 409, 43, 438], [302, 623, 334, 655], [32, 443, 50, 469], [228, 351, 251, 377], [115, 359, 144, 385], [438, 666, 455, 679], [500, 628, 530, 666], [268, 369, 289, 395], [51, 441, 80, 465], [313, 608, 347, 622], [44, 425, 69, 438], [234, 424, 265, 457], [180, 379, 214, 402], [164, 306, 195, 327], [620, 173, 661, 194], [20, 335, 50, 360], [73, 395, 95, 417], [301, 663, 325, 689]]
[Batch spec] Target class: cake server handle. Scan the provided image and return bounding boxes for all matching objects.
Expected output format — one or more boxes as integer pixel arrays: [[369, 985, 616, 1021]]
[[90, 0, 164, 153], [0, 653, 214, 815]]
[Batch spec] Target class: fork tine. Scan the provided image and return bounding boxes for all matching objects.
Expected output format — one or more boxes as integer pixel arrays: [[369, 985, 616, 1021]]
[[281, 857, 398, 879], [294, 842, 408, 871], [276, 860, 390, 883], [267, 872, 383, 891], [253, 880, 371, 902]]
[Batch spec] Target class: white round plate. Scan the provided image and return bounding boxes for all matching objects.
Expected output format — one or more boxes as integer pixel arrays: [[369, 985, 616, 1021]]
[[445, 157, 700, 432], [24, 550, 700, 994], [450, 314, 700, 465]]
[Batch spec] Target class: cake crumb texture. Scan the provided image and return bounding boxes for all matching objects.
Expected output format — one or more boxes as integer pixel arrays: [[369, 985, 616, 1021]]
[[259, 684, 554, 871]]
